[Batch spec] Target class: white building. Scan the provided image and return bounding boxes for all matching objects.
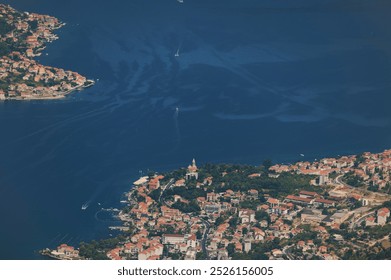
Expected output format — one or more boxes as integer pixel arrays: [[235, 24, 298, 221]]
[[377, 208, 390, 225], [243, 239, 252, 253], [239, 209, 255, 223], [162, 234, 185, 245], [186, 159, 199, 180]]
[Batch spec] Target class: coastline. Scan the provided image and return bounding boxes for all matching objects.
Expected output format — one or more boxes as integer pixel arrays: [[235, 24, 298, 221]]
[[39, 248, 84, 260], [0, 4, 94, 100], [53, 149, 390, 261], [1, 79, 95, 101]]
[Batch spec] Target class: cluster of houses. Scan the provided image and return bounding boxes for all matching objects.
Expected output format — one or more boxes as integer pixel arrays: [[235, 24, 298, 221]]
[[107, 235, 165, 261], [109, 157, 391, 260], [1, 4, 63, 56], [110, 161, 206, 260], [0, 4, 92, 99], [365, 208, 391, 226], [0, 52, 88, 99], [43, 150, 390, 261], [294, 240, 335, 260], [270, 149, 391, 191], [113, 159, 374, 260], [49, 153, 390, 260], [105, 231, 201, 260], [48, 244, 80, 260]]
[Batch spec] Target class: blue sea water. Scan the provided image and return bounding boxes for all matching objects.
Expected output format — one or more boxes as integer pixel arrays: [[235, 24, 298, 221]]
[[0, 0, 391, 259]]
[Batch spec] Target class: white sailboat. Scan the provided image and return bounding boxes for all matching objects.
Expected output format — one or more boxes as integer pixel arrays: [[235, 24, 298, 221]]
[[175, 48, 180, 57], [177, 0, 184, 3]]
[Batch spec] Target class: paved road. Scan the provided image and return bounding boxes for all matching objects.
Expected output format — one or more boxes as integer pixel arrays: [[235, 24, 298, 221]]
[[335, 175, 355, 191], [159, 178, 211, 259], [336, 175, 391, 200], [159, 178, 174, 204], [200, 218, 211, 259], [349, 211, 375, 230], [282, 245, 295, 260]]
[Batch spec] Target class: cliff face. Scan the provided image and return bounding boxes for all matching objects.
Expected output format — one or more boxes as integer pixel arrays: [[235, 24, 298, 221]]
[[0, 4, 93, 100]]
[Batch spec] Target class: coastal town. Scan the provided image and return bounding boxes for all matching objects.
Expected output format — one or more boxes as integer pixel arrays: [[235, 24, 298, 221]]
[[0, 4, 93, 100], [44, 149, 391, 260]]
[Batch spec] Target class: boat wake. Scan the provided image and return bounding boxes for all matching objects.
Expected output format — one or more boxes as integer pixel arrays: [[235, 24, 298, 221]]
[[174, 107, 181, 145], [81, 200, 91, 210]]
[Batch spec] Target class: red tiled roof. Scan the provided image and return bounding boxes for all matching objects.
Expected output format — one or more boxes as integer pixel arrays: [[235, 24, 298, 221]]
[[267, 198, 279, 204], [299, 190, 318, 197], [163, 234, 184, 237], [286, 195, 312, 203], [314, 198, 335, 205]]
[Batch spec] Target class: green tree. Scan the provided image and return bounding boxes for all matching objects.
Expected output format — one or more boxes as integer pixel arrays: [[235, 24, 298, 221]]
[[226, 243, 235, 256], [149, 189, 161, 202], [262, 159, 273, 172], [229, 217, 239, 227], [196, 252, 207, 260], [0, 18, 13, 36], [196, 230, 203, 240], [0, 41, 10, 56], [29, 20, 39, 30], [255, 211, 270, 223]]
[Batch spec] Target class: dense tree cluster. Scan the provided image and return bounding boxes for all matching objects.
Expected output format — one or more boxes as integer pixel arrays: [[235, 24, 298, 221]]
[[0, 18, 12, 35], [171, 200, 201, 213], [79, 236, 127, 260]]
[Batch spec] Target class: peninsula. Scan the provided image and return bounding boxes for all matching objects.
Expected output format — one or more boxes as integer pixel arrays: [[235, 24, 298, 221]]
[[0, 4, 94, 100], [43, 150, 391, 260]]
